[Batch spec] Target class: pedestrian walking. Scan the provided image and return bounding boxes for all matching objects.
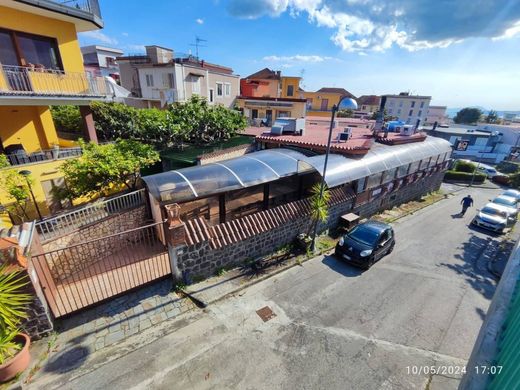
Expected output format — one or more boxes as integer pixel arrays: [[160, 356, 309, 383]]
[[460, 195, 474, 216]]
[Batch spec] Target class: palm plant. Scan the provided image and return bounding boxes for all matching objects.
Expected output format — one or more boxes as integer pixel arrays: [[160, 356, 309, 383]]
[[307, 183, 331, 236], [0, 263, 32, 364]]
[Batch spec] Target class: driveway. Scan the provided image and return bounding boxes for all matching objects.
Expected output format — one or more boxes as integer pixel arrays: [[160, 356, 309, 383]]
[[31, 185, 506, 390]]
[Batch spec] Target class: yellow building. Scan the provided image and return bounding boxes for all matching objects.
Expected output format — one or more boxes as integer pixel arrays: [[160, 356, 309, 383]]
[[303, 87, 357, 117], [0, 0, 110, 226]]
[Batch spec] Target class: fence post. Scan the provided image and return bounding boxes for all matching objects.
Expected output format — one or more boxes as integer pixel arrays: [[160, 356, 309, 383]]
[[164, 204, 185, 281]]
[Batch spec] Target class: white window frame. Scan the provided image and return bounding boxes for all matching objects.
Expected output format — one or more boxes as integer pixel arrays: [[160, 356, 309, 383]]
[[224, 82, 231, 97], [216, 82, 224, 97], [192, 76, 201, 94]]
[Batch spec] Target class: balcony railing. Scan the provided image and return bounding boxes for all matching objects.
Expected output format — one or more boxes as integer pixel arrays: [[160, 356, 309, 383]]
[[51, 0, 101, 18], [2, 147, 83, 167], [0, 65, 111, 98]]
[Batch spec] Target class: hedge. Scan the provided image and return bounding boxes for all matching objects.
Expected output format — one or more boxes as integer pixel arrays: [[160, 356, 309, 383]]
[[496, 161, 520, 174], [453, 160, 476, 173], [444, 170, 486, 183]]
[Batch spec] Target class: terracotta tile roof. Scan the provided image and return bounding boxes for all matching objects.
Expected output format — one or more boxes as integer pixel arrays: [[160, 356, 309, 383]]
[[245, 68, 280, 80], [183, 186, 355, 248], [316, 88, 356, 98], [376, 131, 427, 145], [357, 95, 381, 106]]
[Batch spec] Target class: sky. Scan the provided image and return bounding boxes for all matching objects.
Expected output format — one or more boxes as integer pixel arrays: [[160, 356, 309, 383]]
[[79, 0, 520, 111]]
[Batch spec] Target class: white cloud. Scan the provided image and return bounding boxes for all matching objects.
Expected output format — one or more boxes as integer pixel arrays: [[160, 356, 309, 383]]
[[227, 0, 520, 52], [263, 54, 333, 62], [121, 32, 129, 37], [79, 31, 118, 45], [196, 18, 204, 24]]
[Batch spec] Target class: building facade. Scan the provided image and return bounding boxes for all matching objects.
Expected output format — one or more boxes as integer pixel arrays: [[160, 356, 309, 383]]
[[118, 45, 239, 109], [303, 88, 357, 117], [424, 105, 448, 126], [237, 68, 306, 124], [81, 45, 123, 80], [383, 93, 431, 126], [0, 0, 110, 226]]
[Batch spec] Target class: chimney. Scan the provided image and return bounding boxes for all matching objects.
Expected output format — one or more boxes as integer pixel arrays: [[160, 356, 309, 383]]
[[145, 45, 174, 64]]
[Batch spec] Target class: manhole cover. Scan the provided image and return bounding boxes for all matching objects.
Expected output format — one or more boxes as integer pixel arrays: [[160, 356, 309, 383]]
[[256, 306, 276, 322]]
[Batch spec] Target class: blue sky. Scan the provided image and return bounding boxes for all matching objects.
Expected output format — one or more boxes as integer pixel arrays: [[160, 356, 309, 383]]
[[79, 0, 520, 110]]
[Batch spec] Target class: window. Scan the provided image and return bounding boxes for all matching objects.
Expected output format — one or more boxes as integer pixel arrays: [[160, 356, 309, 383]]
[[409, 109, 413, 117], [278, 111, 290, 118], [145, 74, 154, 87], [367, 172, 383, 188], [399, 101, 403, 107], [0, 29, 63, 69], [382, 168, 398, 183], [420, 101, 425, 108], [397, 109, 401, 115], [167, 73, 175, 89], [224, 83, 231, 97], [411, 101, 416, 108], [356, 177, 367, 193], [306, 98, 313, 110], [192, 76, 201, 94], [216, 82, 223, 97], [209, 88, 214, 103], [418, 110, 422, 117], [287, 85, 294, 96]]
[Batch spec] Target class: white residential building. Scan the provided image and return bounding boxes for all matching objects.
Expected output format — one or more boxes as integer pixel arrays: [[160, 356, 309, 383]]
[[424, 105, 448, 126], [382, 92, 431, 126], [81, 45, 123, 78], [118, 46, 239, 109]]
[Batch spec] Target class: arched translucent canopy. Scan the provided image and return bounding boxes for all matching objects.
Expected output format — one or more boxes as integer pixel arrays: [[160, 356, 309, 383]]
[[142, 149, 310, 203], [297, 136, 452, 187]]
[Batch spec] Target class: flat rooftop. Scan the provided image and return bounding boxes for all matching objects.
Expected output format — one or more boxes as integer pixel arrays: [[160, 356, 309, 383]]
[[432, 127, 491, 136]]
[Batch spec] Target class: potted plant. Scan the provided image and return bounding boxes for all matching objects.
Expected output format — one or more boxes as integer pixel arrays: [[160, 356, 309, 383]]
[[0, 263, 33, 382]]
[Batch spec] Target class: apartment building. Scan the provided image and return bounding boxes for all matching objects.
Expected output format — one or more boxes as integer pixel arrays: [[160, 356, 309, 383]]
[[81, 45, 123, 80], [302, 87, 357, 118], [0, 0, 111, 225], [424, 105, 448, 126], [382, 92, 431, 126], [118, 46, 239, 109], [236, 68, 306, 124]]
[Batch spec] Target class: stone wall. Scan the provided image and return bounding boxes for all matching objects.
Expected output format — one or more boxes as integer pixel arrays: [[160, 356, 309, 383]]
[[40, 205, 149, 281], [173, 168, 446, 280], [196, 143, 254, 165]]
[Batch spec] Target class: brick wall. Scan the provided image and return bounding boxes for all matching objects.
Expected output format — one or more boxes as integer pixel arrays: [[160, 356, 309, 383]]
[[174, 169, 445, 280]]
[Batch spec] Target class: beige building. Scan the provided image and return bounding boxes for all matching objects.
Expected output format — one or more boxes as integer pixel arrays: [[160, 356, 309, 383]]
[[424, 105, 448, 126], [118, 46, 239, 109], [383, 92, 431, 125]]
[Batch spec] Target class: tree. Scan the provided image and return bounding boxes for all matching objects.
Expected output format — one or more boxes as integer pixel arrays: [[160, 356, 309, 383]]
[[0, 155, 32, 222], [57, 139, 160, 200], [50, 106, 82, 134], [307, 183, 331, 237], [167, 95, 247, 145], [453, 108, 482, 124], [485, 110, 500, 124]]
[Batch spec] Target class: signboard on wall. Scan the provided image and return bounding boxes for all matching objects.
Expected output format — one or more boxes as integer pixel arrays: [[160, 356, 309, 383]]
[[455, 139, 469, 151]]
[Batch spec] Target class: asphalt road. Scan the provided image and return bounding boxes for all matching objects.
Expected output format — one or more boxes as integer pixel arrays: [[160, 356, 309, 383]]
[[35, 184, 507, 390]]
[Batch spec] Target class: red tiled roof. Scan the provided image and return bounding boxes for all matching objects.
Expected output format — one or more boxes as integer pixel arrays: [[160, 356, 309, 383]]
[[316, 88, 356, 98], [357, 95, 380, 106], [183, 186, 355, 248], [245, 68, 280, 80]]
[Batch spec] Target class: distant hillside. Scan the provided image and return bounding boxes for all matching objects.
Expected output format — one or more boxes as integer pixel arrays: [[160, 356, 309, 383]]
[[446, 107, 520, 119]]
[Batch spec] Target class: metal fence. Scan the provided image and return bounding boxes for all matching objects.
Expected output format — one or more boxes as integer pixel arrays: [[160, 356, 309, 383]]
[[36, 189, 147, 241], [49, 0, 101, 18], [3, 147, 83, 166], [0, 65, 111, 97], [32, 222, 169, 317]]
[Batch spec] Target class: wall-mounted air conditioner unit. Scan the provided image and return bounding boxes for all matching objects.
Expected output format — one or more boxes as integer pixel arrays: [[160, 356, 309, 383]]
[[401, 125, 415, 136]]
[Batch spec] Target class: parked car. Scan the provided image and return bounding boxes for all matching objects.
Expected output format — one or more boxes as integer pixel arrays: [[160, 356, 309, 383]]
[[490, 196, 518, 222], [502, 189, 520, 201], [335, 221, 395, 269], [476, 163, 500, 178], [492, 194, 519, 209], [471, 203, 510, 233]]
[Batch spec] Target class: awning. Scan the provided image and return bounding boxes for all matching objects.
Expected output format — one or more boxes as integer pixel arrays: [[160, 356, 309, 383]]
[[297, 136, 452, 187], [142, 149, 310, 203]]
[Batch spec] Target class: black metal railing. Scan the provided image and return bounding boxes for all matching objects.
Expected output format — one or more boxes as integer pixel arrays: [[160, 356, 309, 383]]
[[2, 147, 83, 166], [50, 0, 101, 18]]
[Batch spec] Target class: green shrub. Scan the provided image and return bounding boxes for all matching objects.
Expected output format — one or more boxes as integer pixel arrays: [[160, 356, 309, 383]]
[[50, 106, 82, 133], [497, 161, 520, 174], [444, 170, 486, 183], [454, 160, 476, 173]]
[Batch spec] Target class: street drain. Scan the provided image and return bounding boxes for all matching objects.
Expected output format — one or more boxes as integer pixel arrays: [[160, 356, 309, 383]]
[[256, 306, 276, 322]]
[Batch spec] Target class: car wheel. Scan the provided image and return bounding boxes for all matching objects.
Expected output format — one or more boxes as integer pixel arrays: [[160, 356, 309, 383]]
[[366, 258, 375, 269]]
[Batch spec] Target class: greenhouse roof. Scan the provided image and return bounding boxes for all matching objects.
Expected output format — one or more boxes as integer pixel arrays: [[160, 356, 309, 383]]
[[143, 149, 311, 203], [143, 136, 452, 203]]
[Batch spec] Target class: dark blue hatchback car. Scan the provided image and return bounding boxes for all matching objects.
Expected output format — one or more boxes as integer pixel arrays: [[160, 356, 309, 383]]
[[334, 221, 395, 270]]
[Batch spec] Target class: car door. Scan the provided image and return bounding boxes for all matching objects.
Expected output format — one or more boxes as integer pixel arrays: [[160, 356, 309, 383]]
[[374, 230, 389, 261]]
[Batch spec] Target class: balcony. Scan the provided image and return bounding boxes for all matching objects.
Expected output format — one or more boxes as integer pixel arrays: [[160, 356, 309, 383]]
[[2, 146, 83, 167], [12, 0, 103, 31], [0, 65, 112, 105]]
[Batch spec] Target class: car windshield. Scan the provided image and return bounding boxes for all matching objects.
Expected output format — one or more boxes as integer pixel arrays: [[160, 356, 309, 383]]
[[482, 207, 507, 218], [347, 225, 380, 246], [494, 198, 515, 207]]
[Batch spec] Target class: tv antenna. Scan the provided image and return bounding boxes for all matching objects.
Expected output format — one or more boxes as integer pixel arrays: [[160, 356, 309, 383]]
[[190, 36, 207, 59]]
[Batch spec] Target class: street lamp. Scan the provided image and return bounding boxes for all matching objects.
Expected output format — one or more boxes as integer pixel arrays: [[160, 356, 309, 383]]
[[18, 169, 43, 220], [310, 96, 358, 252]]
